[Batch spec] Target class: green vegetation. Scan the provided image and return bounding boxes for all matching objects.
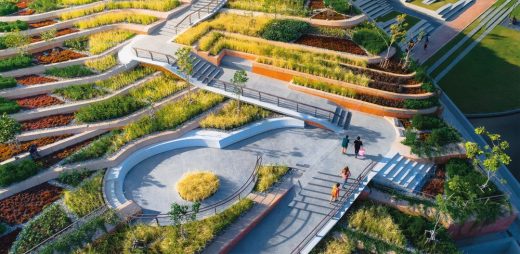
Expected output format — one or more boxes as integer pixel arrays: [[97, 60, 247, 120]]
[[0, 97, 21, 114], [75, 12, 158, 29], [410, 114, 446, 130], [106, 0, 180, 11], [11, 204, 71, 254], [57, 168, 93, 187], [84, 54, 118, 72], [0, 113, 20, 143], [63, 36, 88, 51], [0, 20, 28, 32], [0, 2, 18, 16], [29, 0, 60, 13], [54, 83, 108, 100], [324, 0, 354, 15], [128, 75, 188, 103], [64, 170, 104, 217], [200, 100, 272, 130], [352, 27, 387, 55], [377, 11, 421, 28], [59, 4, 105, 20], [402, 123, 461, 157], [227, 0, 309, 16], [0, 75, 17, 89], [88, 29, 135, 54], [0, 54, 32, 72], [75, 95, 147, 122], [261, 19, 310, 42], [80, 199, 253, 253], [0, 222, 6, 235], [0, 159, 41, 187], [255, 165, 289, 192], [45, 65, 94, 78], [409, 0, 458, 11], [65, 130, 119, 164]]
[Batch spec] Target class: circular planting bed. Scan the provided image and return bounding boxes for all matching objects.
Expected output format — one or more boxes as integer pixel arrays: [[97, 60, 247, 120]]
[[176, 171, 220, 202]]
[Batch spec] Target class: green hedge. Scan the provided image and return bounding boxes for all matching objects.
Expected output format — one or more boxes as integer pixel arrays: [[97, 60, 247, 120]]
[[29, 0, 60, 13], [64, 171, 104, 217], [0, 75, 17, 89], [75, 95, 147, 123], [411, 114, 446, 130], [45, 65, 95, 78], [403, 98, 439, 109], [65, 130, 119, 163], [261, 19, 310, 42], [11, 204, 71, 254], [63, 36, 88, 51], [57, 168, 93, 187], [352, 28, 387, 55], [54, 83, 108, 101], [0, 20, 28, 32], [0, 2, 18, 16], [0, 97, 20, 114], [324, 0, 352, 14], [0, 54, 32, 72], [0, 159, 41, 187]]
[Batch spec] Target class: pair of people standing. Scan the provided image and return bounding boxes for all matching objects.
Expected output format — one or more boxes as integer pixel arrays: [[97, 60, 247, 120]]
[[341, 135, 363, 158]]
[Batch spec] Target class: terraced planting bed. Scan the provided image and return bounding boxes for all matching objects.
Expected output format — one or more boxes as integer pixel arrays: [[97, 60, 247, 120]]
[[0, 135, 71, 162], [0, 228, 20, 254], [29, 28, 79, 43], [15, 94, 63, 109], [37, 136, 96, 168], [34, 47, 87, 64], [20, 113, 75, 131], [295, 34, 366, 55], [28, 20, 57, 29], [15, 75, 58, 86]]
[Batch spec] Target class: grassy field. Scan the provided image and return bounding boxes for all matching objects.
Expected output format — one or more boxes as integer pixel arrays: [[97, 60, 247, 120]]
[[439, 25, 520, 113], [376, 11, 421, 28]]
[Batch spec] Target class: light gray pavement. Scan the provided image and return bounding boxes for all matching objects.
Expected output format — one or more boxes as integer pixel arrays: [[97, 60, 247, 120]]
[[387, 0, 444, 25]]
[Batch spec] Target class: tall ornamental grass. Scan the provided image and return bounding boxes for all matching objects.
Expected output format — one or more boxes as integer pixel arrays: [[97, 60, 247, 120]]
[[200, 100, 271, 130], [85, 54, 118, 72], [129, 75, 187, 103], [64, 170, 104, 216], [59, 4, 104, 20], [106, 0, 180, 11], [88, 29, 135, 54], [227, 0, 309, 16], [75, 12, 157, 29], [348, 204, 406, 246]]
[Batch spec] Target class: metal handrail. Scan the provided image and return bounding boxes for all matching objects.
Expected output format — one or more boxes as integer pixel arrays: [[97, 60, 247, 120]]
[[291, 161, 377, 254], [173, 0, 222, 34], [130, 155, 262, 225]]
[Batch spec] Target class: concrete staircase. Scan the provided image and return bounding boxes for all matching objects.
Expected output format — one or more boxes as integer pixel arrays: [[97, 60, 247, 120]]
[[354, 0, 393, 19], [399, 20, 435, 48], [436, 0, 474, 20], [166, 52, 223, 84], [373, 153, 435, 193], [331, 106, 352, 130]]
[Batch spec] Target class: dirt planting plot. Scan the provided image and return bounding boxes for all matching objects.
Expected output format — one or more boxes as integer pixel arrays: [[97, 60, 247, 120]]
[[20, 114, 75, 131]]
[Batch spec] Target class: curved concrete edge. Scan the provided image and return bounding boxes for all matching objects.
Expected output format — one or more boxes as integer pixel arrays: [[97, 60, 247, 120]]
[[219, 8, 368, 28], [0, 62, 135, 99], [10, 72, 161, 121], [103, 117, 304, 209], [0, 0, 108, 23], [15, 87, 190, 140], [0, 39, 129, 77]]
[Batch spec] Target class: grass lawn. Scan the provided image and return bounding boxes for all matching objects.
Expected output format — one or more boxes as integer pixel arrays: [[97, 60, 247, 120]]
[[439, 25, 520, 113], [376, 11, 421, 29], [408, 0, 459, 11]]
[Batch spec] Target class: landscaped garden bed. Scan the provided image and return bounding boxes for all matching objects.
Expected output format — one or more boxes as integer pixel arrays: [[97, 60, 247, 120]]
[[28, 20, 57, 29], [421, 164, 445, 197], [29, 28, 78, 43], [20, 113, 75, 131], [34, 47, 87, 64], [295, 34, 366, 55], [74, 12, 158, 29], [0, 134, 71, 162], [16, 94, 63, 109], [0, 182, 62, 225], [37, 136, 96, 168], [15, 75, 58, 86], [311, 9, 349, 20], [63, 170, 104, 216], [200, 100, 272, 130], [0, 228, 20, 254]]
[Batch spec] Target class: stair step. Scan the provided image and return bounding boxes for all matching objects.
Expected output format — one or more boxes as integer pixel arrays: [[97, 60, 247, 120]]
[[337, 110, 345, 127], [382, 155, 405, 177], [331, 107, 341, 124], [390, 159, 415, 181], [343, 112, 352, 130], [397, 162, 422, 185]]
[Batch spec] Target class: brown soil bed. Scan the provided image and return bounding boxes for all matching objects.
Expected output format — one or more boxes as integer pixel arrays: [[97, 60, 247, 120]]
[[0, 228, 20, 254], [20, 114, 75, 131], [30, 28, 79, 43], [34, 47, 87, 64], [0, 135, 71, 162], [28, 20, 56, 29], [37, 137, 96, 168], [368, 57, 414, 75], [341, 65, 419, 85], [312, 10, 349, 20], [309, 0, 325, 9], [17, 8, 34, 15], [16, 94, 63, 110], [16, 75, 58, 86], [422, 165, 445, 197], [295, 34, 367, 56], [368, 81, 424, 94], [0, 183, 62, 225]]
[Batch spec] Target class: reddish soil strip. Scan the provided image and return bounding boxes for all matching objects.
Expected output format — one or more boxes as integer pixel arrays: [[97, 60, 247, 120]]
[[0, 183, 62, 225], [309, 0, 324, 9], [16, 0, 28, 9], [30, 28, 79, 43], [368, 58, 414, 75], [20, 114, 75, 131], [0, 135, 71, 162], [422, 166, 445, 197], [34, 48, 87, 64], [368, 81, 424, 94], [0, 228, 21, 254], [37, 137, 96, 168], [312, 10, 349, 20], [296, 34, 367, 56], [342, 65, 419, 85], [16, 94, 64, 110], [28, 20, 57, 29], [16, 75, 58, 86]]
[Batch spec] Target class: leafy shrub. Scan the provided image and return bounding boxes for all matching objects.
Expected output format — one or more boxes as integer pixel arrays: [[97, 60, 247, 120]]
[[261, 19, 310, 42], [11, 204, 71, 254], [57, 168, 93, 187], [40, 28, 57, 41], [411, 114, 445, 130], [0, 30, 29, 49], [200, 100, 271, 130], [75, 95, 147, 123], [45, 65, 94, 78], [198, 31, 222, 51], [324, 0, 352, 14], [352, 28, 387, 55], [0, 97, 21, 114], [88, 29, 135, 54], [314, 231, 355, 254], [129, 75, 187, 102], [0, 159, 41, 187], [75, 12, 158, 29], [0, 54, 32, 72], [106, 0, 180, 11], [0, 2, 18, 16], [64, 170, 104, 216], [0, 75, 17, 89], [63, 36, 88, 51], [95, 66, 154, 91], [85, 54, 117, 72], [0, 20, 28, 32], [65, 130, 120, 163], [255, 165, 289, 192], [29, 0, 60, 13], [403, 98, 438, 109], [54, 83, 108, 101], [59, 4, 104, 20], [176, 171, 219, 201]]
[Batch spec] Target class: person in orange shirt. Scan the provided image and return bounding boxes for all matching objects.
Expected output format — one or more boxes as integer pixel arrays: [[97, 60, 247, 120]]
[[330, 183, 340, 203]]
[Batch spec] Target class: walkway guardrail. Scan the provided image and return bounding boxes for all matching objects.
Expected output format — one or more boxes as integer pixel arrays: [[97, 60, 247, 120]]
[[290, 161, 377, 254], [130, 155, 262, 226], [172, 0, 223, 34]]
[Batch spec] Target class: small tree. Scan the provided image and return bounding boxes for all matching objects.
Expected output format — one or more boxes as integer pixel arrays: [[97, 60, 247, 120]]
[[3, 30, 29, 54], [402, 30, 425, 69], [40, 28, 57, 42], [376, 14, 408, 68], [175, 47, 194, 100], [168, 201, 201, 239], [465, 127, 511, 189], [0, 113, 21, 144], [230, 70, 249, 115]]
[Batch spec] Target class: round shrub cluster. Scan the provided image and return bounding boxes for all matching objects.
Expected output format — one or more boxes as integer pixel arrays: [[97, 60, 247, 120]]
[[176, 171, 219, 201]]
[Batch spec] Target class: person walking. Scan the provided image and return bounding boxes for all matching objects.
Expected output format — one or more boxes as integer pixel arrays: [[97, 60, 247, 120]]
[[354, 136, 363, 158], [341, 166, 351, 188], [330, 183, 340, 203], [424, 33, 430, 51], [341, 135, 350, 154]]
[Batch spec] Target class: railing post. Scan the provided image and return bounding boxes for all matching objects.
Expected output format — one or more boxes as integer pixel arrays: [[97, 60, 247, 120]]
[[134, 48, 138, 57], [296, 104, 299, 112], [315, 108, 318, 117], [189, 15, 192, 24], [277, 97, 280, 106], [155, 217, 159, 226], [149, 51, 153, 60], [259, 92, 262, 101]]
